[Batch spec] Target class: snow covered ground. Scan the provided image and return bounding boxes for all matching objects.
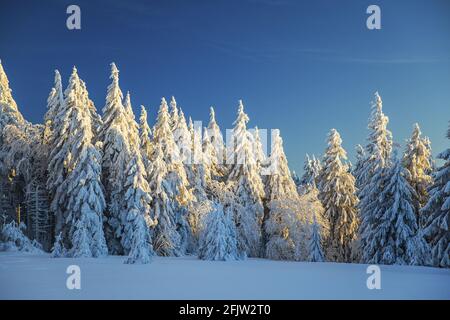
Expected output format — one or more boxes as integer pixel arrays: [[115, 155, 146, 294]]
[[0, 252, 449, 299]]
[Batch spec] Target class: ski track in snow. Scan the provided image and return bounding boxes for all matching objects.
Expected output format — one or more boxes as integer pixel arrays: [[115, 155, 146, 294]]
[[0, 252, 449, 299]]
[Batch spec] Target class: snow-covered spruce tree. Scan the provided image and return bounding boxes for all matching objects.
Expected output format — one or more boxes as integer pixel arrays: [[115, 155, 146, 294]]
[[357, 92, 393, 261], [170, 96, 179, 131], [0, 60, 25, 132], [206, 106, 226, 178], [0, 221, 43, 253], [299, 154, 321, 195], [200, 128, 216, 187], [149, 144, 182, 256], [47, 71, 99, 246], [403, 123, 433, 225], [198, 202, 239, 261], [139, 105, 153, 176], [173, 109, 194, 179], [261, 183, 327, 262], [298, 154, 313, 195], [191, 120, 204, 177], [46, 70, 84, 243], [80, 78, 102, 136], [23, 127, 52, 251], [307, 214, 325, 262], [151, 98, 194, 255], [0, 61, 28, 227], [159, 99, 195, 254], [97, 63, 131, 254], [185, 129, 213, 253], [291, 171, 301, 189], [252, 126, 266, 168], [420, 123, 450, 268], [46, 70, 71, 239], [51, 232, 66, 257], [121, 151, 155, 264], [297, 187, 328, 260], [188, 116, 194, 141], [123, 92, 140, 152], [352, 144, 366, 190], [57, 67, 107, 257], [358, 147, 387, 262], [119, 93, 156, 263], [264, 129, 298, 260], [201, 129, 216, 185], [227, 100, 265, 257], [318, 129, 359, 262], [312, 156, 322, 178], [361, 154, 430, 265], [358, 92, 393, 191], [1, 119, 53, 250], [44, 70, 64, 135], [424, 136, 436, 172], [152, 98, 193, 205]]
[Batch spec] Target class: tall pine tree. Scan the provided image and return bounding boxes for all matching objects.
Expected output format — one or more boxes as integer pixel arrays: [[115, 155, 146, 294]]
[[264, 130, 298, 260], [120, 93, 155, 263], [318, 129, 359, 262], [361, 154, 429, 265], [403, 123, 433, 225], [56, 67, 107, 257], [421, 123, 450, 268], [98, 63, 131, 254], [227, 100, 265, 257]]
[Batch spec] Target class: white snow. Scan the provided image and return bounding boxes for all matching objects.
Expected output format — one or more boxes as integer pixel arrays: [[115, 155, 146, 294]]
[[1, 252, 449, 299]]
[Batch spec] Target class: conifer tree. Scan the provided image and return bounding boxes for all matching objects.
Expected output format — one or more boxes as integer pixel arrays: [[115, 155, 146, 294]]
[[308, 214, 325, 262], [119, 93, 155, 263], [264, 129, 298, 260], [421, 123, 450, 268], [139, 105, 153, 176], [359, 92, 393, 189], [299, 154, 321, 194], [360, 155, 430, 265], [403, 123, 433, 224], [201, 129, 215, 184], [0, 60, 25, 131], [151, 98, 193, 255], [56, 67, 107, 257], [44, 70, 64, 134], [206, 106, 226, 176], [185, 128, 212, 253], [173, 109, 193, 172], [80, 79, 102, 136], [46, 71, 77, 241], [358, 92, 393, 260], [291, 171, 301, 188], [51, 232, 66, 257], [149, 144, 182, 256], [170, 96, 179, 130], [252, 126, 266, 168], [227, 100, 265, 257], [318, 129, 359, 262], [98, 63, 131, 254], [123, 91, 140, 151], [353, 144, 366, 190], [39, 70, 63, 245], [121, 152, 155, 263], [198, 202, 239, 261]]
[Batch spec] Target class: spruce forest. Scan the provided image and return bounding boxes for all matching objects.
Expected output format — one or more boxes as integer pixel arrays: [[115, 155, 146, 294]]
[[0, 61, 448, 268]]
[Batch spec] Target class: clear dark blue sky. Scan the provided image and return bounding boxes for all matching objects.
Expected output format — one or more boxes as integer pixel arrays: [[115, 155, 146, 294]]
[[1, 0, 449, 173]]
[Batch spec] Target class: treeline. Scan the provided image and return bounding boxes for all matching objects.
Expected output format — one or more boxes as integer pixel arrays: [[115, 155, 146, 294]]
[[0, 61, 448, 267]]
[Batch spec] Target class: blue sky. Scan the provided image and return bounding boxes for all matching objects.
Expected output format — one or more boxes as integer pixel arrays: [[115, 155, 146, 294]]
[[1, 0, 449, 173]]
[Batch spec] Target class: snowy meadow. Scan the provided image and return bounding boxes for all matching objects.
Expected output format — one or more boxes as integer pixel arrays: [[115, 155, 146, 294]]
[[1, 252, 449, 299]]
